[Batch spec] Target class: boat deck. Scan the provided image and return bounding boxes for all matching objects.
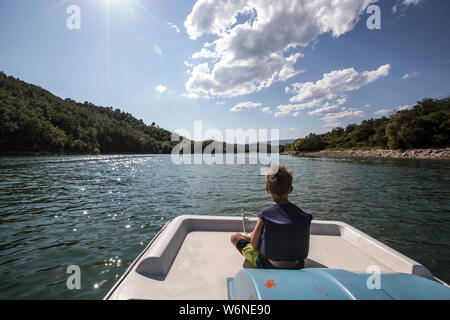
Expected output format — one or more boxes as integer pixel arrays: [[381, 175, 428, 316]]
[[106, 215, 437, 300]]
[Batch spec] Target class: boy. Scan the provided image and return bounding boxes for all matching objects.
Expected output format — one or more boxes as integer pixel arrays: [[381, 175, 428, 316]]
[[230, 165, 312, 269]]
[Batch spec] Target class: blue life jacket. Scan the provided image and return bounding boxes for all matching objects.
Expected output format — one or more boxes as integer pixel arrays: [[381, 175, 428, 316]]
[[258, 202, 312, 261]]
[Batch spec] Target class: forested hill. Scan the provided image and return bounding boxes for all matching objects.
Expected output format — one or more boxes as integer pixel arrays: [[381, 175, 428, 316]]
[[286, 97, 450, 152], [0, 72, 177, 154], [2, 71, 448, 155]]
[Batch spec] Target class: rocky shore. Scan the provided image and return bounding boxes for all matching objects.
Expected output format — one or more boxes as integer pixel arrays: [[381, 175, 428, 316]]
[[283, 148, 450, 160]]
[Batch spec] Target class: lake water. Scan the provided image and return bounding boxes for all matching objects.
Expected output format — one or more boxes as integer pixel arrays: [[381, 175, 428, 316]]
[[0, 154, 449, 299]]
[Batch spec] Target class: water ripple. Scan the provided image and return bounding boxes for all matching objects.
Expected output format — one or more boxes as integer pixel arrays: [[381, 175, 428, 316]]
[[0, 154, 449, 299]]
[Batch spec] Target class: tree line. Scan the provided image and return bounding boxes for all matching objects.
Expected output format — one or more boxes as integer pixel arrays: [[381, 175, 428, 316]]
[[0, 72, 181, 154], [2, 71, 446, 155], [0, 72, 278, 155], [285, 97, 449, 152]]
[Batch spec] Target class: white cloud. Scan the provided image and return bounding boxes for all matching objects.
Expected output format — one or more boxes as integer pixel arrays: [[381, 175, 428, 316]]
[[310, 103, 366, 128], [277, 64, 388, 125], [186, 53, 303, 98], [288, 64, 390, 103], [274, 99, 323, 117], [184, 0, 378, 98], [216, 101, 225, 105], [167, 22, 180, 33], [321, 108, 365, 122], [393, 0, 425, 15], [307, 104, 340, 116], [403, 0, 423, 5], [230, 101, 262, 112], [156, 85, 167, 93], [374, 109, 391, 116], [398, 105, 411, 111], [184, 0, 249, 40], [277, 65, 388, 127], [192, 48, 220, 60], [402, 71, 420, 80], [182, 92, 200, 99], [307, 98, 347, 116], [261, 107, 272, 114]]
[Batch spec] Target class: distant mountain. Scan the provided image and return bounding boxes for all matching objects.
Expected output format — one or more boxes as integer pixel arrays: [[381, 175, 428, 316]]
[[271, 139, 297, 146], [0, 72, 177, 154], [248, 139, 296, 146]]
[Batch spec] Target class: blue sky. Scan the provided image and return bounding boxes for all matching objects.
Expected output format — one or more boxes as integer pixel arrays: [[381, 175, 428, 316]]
[[0, 0, 449, 141]]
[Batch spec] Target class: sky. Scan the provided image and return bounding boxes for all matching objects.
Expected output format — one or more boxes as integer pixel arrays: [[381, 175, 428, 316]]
[[0, 0, 449, 141]]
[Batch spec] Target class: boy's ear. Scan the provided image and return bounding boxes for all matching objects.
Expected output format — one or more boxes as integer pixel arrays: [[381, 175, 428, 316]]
[[289, 186, 293, 194], [266, 186, 271, 194]]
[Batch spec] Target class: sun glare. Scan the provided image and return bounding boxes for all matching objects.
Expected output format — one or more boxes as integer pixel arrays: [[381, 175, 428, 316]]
[[104, 0, 139, 14], [104, 0, 127, 9]]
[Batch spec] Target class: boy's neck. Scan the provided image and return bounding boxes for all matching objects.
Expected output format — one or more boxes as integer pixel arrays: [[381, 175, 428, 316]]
[[273, 197, 289, 205]]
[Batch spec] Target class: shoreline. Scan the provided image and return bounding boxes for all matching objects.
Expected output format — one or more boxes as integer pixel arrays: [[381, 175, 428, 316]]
[[2, 148, 449, 160], [282, 148, 450, 160], [0, 151, 172, 157]]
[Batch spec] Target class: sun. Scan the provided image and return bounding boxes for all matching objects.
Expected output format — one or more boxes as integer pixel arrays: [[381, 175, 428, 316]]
[[104, 0, 139, 14], [105, 0, 123, 7], [104, 0, 127, 9]]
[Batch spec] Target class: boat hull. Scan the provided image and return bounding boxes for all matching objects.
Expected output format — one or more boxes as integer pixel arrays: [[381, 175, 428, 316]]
[[105, 215, 443, 300]]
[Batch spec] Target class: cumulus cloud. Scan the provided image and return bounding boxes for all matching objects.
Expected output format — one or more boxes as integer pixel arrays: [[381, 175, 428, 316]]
[[276, 64, 389, 124], [155, 85, 167, 93], [274, 100, 323, 118], [261, 107, 272, 114], [230, 101, 262, 112], [274, 64, 388, 127], [307, 104, 340, 116], [321, 108, 366, 124], [287, 64, 390, 103], [192, 48, 220, 60], [184, 0, 378, 98], [318, 105, 366, 127]]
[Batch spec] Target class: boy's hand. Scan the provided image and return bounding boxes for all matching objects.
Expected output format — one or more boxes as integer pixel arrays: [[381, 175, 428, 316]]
[[240, 233, 252, 241]]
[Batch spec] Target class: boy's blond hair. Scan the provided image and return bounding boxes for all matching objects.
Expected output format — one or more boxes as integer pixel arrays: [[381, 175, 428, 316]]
[[265, 165, 293, 197]]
